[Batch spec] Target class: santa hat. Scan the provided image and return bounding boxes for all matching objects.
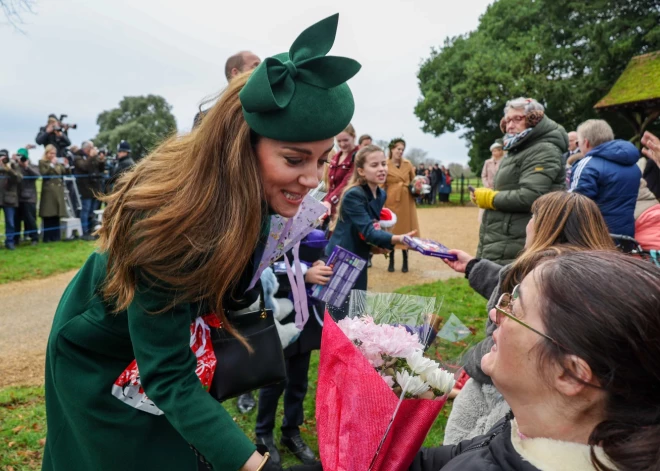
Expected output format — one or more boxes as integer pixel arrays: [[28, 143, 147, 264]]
[[379, 208, 397, 228]]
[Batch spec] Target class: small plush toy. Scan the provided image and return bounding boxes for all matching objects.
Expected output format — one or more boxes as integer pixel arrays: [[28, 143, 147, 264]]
[[260, 267, 300, 348]]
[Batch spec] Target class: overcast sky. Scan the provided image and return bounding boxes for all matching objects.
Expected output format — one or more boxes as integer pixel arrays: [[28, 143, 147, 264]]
[[1, 0, 493, 165]]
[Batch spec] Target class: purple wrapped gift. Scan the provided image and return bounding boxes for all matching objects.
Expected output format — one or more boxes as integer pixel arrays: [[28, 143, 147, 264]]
[[403, 236, 458, 261]]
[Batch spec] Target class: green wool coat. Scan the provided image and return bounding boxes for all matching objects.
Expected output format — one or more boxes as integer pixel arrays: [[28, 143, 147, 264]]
[[42, 252, 256, 471], [38, 160, 69, 218], [477, 116, 568, 264]]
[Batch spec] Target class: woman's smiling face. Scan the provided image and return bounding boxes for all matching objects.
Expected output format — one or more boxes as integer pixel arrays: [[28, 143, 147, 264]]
[[256, 137, 334, 217]]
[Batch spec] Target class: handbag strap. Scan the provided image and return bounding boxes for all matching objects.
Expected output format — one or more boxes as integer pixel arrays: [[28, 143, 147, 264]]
[[190, 444, 213, 470]]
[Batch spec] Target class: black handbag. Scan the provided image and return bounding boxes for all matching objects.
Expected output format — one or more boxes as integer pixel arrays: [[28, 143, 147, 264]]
[[208, 291, 287, 402]]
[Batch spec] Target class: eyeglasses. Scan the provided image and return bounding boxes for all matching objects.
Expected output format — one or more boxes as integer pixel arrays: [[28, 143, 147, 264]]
[[504, 115, 526, 125], [495, 285, 566, 350]]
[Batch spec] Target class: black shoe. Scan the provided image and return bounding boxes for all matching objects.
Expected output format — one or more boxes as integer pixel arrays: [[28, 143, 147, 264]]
[[237, 392, 256, 413], [256, 434, 281, 466], [387, 251, 395, 272], [81, 234, 96, 241], [402, 250, 409, 273], [281, 434, 317, 465]]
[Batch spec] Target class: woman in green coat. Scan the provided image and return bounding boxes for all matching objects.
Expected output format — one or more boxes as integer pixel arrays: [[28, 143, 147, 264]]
[[39, 144, 69, 242], [473, 97, 568, 264], [42, 14, 360, 471]]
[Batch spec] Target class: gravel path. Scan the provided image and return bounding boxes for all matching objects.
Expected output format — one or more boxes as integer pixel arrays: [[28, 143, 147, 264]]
[[0, 205, 480, 388]]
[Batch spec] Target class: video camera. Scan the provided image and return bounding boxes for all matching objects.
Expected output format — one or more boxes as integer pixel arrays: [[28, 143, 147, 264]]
[[58, 114, 78, 130]]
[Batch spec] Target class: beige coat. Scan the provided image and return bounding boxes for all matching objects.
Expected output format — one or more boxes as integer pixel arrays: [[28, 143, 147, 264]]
[[481, 157, 503, 189], [383, 158, 420, 249]]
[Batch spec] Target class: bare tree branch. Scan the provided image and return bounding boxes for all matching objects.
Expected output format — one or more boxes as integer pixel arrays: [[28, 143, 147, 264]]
[[1, 0, 37, 33]]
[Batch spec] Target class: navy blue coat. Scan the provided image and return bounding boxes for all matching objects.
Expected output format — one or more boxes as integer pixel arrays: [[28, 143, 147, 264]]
[[326, 185, 394, 290], [570, 139, 641, 236]]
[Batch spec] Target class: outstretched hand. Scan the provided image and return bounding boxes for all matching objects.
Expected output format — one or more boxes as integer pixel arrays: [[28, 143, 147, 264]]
[[442, 249, 475, 273], [393, 230, 417, 247]]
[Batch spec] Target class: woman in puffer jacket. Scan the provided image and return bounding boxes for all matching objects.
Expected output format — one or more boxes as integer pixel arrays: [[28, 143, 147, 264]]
[[473, 97, 567, 265], [292, 251, 660, 471]]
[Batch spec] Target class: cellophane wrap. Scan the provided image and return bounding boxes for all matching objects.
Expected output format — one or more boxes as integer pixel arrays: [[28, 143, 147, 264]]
[[249, 188, 327, 290], [111, 314, 220, 416]]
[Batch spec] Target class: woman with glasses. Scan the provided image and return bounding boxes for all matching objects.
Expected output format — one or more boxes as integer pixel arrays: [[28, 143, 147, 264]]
[[292, 252, 660, 471], [442, 191, 616, 444], [471, 97, 567, 265]]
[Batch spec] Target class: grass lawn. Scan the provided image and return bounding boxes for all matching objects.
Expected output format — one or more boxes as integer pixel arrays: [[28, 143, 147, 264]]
[[0, 278, 488, 469], [412, 177, 482, 206], [0, 240, 96, 284]]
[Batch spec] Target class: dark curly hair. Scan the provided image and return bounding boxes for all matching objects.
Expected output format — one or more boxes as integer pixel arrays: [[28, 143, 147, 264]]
[[387, 138, 406, 159]]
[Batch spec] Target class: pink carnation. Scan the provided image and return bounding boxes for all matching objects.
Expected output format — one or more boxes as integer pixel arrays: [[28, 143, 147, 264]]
[[338, 316, 424, 368]]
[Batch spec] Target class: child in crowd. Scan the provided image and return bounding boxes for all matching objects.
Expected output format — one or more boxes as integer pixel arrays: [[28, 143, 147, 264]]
[[255, 229, 332, 467], [326, 145, 415, 297]]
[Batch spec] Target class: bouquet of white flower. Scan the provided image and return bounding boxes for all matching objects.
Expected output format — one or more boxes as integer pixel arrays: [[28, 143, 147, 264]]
[[337, 316, 455, 400]]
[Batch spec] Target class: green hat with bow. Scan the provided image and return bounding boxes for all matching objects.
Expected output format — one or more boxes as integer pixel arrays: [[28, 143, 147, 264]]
[[240, 13, 361, 142]]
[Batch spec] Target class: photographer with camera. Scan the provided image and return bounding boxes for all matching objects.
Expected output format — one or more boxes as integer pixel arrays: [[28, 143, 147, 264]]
[[13, 146, 41, 246], [35, 114, 75, 158], [73, 140, 106, 240], [107, 140, 135, 190], [0, 149, 24, 250]]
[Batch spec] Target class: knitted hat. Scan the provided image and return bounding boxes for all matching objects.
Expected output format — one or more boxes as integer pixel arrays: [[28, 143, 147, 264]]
[[0, 149, 8, 158], [239, 14, 361, 142], [379, 208, 397, 228], [301, 229, 329, 249], [17, 148, 29, 159]]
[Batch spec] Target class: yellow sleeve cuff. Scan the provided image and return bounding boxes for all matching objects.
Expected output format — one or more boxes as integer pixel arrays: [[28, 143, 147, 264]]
[[474, 188, 498, 210]]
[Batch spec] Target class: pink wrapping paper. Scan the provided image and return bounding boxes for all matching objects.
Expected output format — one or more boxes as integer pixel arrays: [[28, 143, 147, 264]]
[[316, 312, 446, 471]]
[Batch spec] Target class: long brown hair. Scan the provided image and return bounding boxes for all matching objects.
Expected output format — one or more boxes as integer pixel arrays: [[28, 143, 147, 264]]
[[503, 191, 615, 290], [99, 73, 264, 345], [330, 144, 383, 230]]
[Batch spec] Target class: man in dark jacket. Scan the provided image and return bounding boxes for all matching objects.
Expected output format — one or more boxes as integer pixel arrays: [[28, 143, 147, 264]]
[[570, 119, 640, 237], [430, 164, 441, 204], [0, 149, 23, 250], [13, 148, 40, 246], [73, 141, 106, 239], [35, 115, 72, 158], [108, 141, 135, 188]]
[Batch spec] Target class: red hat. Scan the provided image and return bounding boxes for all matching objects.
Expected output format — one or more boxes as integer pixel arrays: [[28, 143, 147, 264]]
[[379, 208, 397, 228]]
